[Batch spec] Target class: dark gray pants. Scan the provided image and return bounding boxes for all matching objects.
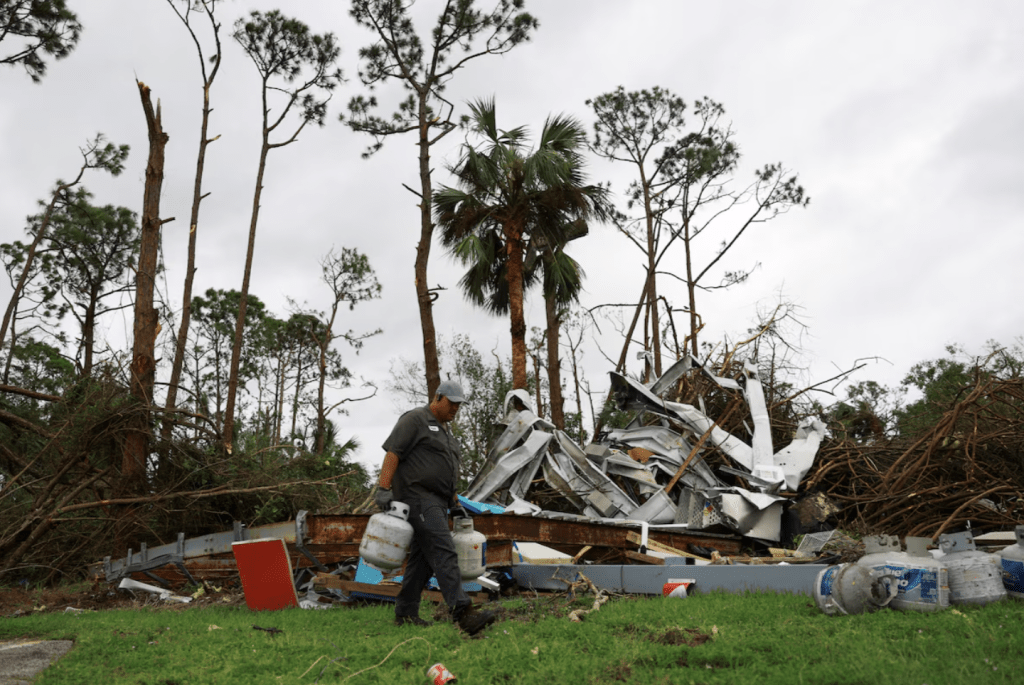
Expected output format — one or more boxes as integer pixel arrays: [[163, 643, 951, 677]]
[[395, 497, 470, 618]]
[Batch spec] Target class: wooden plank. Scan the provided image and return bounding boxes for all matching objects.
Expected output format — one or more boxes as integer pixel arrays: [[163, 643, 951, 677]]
[[571, 545, 592, 564], [712, 555, 822, 565], [625, 531, 709, 562], [623, 550, 664, 565]]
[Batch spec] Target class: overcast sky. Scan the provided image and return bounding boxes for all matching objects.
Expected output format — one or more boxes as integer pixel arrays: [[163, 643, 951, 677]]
[[2, 0, 1022, 471]]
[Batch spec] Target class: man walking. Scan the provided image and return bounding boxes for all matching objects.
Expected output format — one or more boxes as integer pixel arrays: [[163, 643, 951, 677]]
[[375, 380, 497, 634]]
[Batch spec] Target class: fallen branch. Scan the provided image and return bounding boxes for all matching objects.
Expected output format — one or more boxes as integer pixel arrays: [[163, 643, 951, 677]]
[[49, 470, 358, 516], [342, 637, 432, 682], [0, 384, 62, 402]]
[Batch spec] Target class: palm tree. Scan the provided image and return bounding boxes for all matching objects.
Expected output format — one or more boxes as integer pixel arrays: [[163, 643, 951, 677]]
[[434, 99, 608, 391], [536, 237, 585, 429]]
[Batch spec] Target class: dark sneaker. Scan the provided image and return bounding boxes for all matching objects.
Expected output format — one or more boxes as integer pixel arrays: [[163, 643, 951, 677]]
[[455, 605, 497, 635], [395, 615, 432, 627]]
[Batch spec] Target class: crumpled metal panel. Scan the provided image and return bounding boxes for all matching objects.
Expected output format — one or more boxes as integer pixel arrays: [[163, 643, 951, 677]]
[[610, 372, 754, 471], [541, 456, 588, 512], [717, 494, 783, 541], [611, 367, 824, 495], [772, 418, 826, 491], [466, 409, 548, 495], [630, 489, 677, 524], [739, 361, 775, 478], [547, 450, 613, 519], [662, 399, 754, 470], [551, 444, 638, 518], [507, 448, 546, 501], [605, 426, 691, 462], [680, 487, 784, 541], [465, 430, 552, 503], [603, 454, 660, 489]]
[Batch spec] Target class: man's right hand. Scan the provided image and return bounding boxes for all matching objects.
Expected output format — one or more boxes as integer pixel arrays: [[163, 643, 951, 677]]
[[374, 487, 393, 511]]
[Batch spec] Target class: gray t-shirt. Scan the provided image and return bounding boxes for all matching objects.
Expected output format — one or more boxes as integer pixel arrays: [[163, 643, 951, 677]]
[[382, 405, 461, 503]]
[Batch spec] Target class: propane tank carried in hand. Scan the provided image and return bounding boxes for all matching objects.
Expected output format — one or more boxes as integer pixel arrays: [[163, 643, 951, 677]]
[[813, 563, 898, 616], [940, 530, 1008, 606], [452, 516, 487, 580], [359, 501, 414, 572], [999, 525, 1024, 599]]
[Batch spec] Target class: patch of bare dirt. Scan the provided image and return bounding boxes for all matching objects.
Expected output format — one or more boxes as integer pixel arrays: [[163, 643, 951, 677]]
[[0, 579, 246, 617], [650, 627, 711, 647], [600, 660, 632, 682]]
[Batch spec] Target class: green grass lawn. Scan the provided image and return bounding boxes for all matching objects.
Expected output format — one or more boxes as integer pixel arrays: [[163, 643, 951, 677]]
[[4, 591, 1023, 684]]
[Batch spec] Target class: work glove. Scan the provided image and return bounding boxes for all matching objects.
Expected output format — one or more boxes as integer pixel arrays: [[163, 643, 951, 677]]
[[374, 487, 393, 511], [451, 504, 470, 519]]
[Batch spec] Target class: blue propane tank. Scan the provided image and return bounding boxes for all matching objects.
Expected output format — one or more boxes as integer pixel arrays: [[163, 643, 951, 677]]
[[877, 537, 950, 613], [999, 525, 1024, 600]]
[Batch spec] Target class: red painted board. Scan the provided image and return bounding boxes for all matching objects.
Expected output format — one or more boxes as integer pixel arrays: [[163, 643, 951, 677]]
[[231, 538, 300, 611]]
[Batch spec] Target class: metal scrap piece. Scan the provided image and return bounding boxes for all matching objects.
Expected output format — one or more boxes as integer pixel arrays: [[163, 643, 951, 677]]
[[541, 457, 588, 512], [772, 418, 826, 491], [465, 430, 552, 503], [603, 453, 660, 489], [611, 367, 825, 495], [679, 487, 785, 541], [553, 437, 639, 517], [507, 448, 547, 501], [465, 405, 552, 498]]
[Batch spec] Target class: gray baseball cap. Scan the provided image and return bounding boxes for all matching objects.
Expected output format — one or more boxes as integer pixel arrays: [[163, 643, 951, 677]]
[[436, 380, 466, 403]]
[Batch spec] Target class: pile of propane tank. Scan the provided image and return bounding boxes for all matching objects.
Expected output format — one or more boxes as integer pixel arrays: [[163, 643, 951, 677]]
[[357, 501, 488, 580], [814, 526, 1024, 616]]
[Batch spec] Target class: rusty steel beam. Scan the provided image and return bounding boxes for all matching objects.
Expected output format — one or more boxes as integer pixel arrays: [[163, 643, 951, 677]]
[[304, 516, 368, 543], [467, 514, 743, 556], [301, 513, 742, 556], [98, 512, 743, 588]]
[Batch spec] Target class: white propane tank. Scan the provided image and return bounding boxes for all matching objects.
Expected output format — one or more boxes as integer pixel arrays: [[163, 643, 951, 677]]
[[999, 525, 1024, 599], [813, 563, 898, 616], [939, 530, 1008, 606], [452, 516, 487, 580], [880, 537, 950, 613], [857, 534, 904, 569], [359, 501, 414, 572]]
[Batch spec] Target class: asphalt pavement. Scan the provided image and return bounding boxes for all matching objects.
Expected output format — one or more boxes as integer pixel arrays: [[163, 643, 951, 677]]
[[0, 638, 74, 685]]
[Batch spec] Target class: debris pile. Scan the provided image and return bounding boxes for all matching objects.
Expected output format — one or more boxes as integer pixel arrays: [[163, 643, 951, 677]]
[[465, 355, 826, 543], [805, 376, 1024, 537]]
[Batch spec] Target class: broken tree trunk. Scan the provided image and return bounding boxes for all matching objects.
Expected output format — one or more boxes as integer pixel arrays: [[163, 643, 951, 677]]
[[122, 80, 169, 499]]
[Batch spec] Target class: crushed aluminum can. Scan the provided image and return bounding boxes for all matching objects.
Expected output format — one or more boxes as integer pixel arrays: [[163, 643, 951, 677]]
[[662, 579, 695, 597], [427, 662, 457, 684]]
